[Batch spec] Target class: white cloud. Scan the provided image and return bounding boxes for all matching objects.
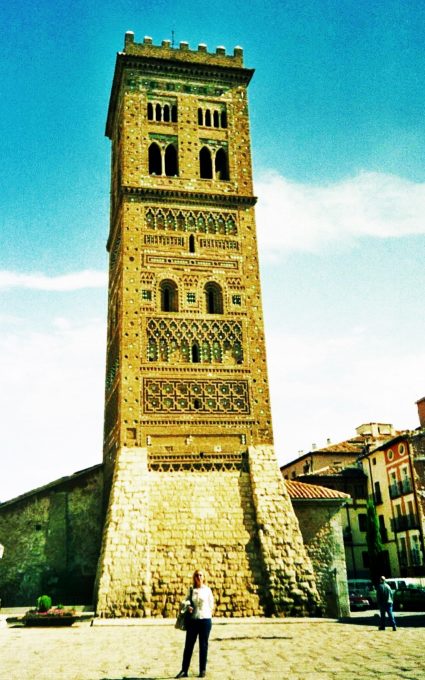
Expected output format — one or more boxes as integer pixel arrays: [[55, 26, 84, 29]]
[[0, 318, 106, 502], [0, 269, 107, 291], [267, 328, 425, 465], [255, 171, 425, 258]]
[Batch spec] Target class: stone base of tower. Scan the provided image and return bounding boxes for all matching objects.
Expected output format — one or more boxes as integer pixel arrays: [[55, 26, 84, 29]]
[[94, 445, 320, 618]]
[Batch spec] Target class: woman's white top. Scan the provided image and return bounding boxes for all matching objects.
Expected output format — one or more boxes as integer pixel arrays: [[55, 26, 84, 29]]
[[186, 585, 214, 619]]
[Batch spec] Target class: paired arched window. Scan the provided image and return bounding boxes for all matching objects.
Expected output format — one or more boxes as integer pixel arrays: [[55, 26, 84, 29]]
[[215, 148, 229, 180], [148, 143, 162, 175], [199, 146, 228, 180], [149, 143, 179, 177], [160, 280, 178, 312], [199, 147, 213, 179], [164, 144, 178, 176], [205, 283, 223, 314]]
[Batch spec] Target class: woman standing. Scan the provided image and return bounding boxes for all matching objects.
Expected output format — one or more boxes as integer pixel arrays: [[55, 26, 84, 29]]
[[176, 570, 214, 678]]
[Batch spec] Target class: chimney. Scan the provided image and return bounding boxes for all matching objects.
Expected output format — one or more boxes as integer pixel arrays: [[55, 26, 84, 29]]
[[416, 397, 425, 428]]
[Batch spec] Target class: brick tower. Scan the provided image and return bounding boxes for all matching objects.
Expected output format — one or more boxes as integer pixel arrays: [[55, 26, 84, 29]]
[[95, 32, 319, 617]]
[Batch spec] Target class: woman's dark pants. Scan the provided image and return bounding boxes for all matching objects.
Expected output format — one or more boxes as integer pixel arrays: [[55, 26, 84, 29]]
[[182, 618, 212, 674]]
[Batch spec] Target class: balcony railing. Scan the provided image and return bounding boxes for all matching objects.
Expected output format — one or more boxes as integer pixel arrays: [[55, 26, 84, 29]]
[[391, 514, 419, 532], [389, 479, 413, 499]]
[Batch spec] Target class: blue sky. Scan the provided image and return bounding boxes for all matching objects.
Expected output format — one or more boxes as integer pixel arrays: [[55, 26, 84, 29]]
[[1, 0, 425, 500]]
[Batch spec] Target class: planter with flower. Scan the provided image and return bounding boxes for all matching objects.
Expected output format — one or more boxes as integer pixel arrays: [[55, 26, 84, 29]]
[[23, 595, 77, 626]]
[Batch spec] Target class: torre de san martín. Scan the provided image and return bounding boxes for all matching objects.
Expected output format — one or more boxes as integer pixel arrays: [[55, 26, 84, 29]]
[[94, 32, 320, 618], [0, 32, 324, 618]]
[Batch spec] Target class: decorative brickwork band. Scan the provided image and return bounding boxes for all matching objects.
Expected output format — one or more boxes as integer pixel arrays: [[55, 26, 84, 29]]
[[143, 378, 250, 414]]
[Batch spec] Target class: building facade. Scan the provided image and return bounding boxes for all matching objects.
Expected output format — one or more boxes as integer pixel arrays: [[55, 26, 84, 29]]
[[94, 32, 319, 618], [360, 426, 425, 577], [280, 424, 399, 580]]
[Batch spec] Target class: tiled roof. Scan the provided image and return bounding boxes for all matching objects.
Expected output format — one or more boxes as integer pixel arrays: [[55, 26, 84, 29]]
[[285, 479, 350, 500], [315, 437, 364, 453]]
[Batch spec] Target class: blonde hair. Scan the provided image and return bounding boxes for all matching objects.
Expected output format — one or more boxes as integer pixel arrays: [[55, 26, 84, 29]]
[[192, 569, 206, 585]]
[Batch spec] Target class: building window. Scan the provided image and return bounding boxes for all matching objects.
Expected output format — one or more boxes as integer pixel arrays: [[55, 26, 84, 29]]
[[142, 289, 152, 300], [148, 142, 162, 175], [215, 147, 229, 180], [147, 101, 178, 123], [187, 292, 196, 303], [205, 282, 223, 314], [358, 514, 367, 532], [164, 144, 178, 176], [232, 294, 241, 305], [191, 343, 200, 363], [200, 146, 213, 179], [160, 280, 178, 312], [198, 105, 227, 129], [374, 480, 382, 504]]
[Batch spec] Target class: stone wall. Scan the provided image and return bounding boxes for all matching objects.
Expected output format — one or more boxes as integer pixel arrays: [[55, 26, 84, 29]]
[[95, 446, 320, 617], [0, 466, 103, 607], [293, 500, 350, 618]]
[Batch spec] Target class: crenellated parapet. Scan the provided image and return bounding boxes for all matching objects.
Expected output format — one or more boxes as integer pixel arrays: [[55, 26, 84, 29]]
[[123, 31, 244, 67]]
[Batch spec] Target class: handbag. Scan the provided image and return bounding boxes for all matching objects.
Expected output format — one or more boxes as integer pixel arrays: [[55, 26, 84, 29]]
[[175, 587, 194, 631]]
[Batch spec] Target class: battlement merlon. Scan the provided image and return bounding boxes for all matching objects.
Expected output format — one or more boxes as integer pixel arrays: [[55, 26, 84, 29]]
[[105, 32, 254, 138], [124, 31, 245, 66]]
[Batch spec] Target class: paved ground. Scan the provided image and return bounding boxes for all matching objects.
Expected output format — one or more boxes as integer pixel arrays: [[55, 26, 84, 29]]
[[1, 611, 425, 680]]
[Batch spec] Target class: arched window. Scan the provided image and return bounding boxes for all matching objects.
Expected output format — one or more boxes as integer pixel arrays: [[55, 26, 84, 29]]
[[165, 144, 178, 176], [189, 234, 195, 253], [215, 148, 229, 180], [148, 143, 162, 175], [205, 282, 223, 314], [199, 147, 213, 179], [191, 344, 200, 363], [160, 280, 178, 312], [171, 105, 178, 122], [163, 104, 170, 122], [147, 103, 154, 121], [155, 103, 162, 121], [205, 109, 211, 127], [220, 110, 227, 128], [198, 108, 203, 125], [213, 110, 219, 128]]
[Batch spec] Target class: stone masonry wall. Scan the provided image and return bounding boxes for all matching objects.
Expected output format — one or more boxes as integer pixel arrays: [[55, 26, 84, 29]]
[[247, 446, 320, 616], [294, 501, 350, 618], [0, 468, 103, 606], [96, 446, 264, 617], [96, 445, 321, 617]]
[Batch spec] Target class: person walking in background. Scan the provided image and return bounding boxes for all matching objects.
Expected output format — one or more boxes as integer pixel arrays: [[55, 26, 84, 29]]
[[377, 575, 397, 631], [176, 570, 214, 678]]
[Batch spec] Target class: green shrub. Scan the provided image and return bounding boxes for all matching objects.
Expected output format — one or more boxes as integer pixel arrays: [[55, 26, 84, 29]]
[[36, 595, 52, 612]]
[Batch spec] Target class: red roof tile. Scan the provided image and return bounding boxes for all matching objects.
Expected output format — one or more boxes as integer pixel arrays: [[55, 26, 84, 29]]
[[285, 480, 350, 500]]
